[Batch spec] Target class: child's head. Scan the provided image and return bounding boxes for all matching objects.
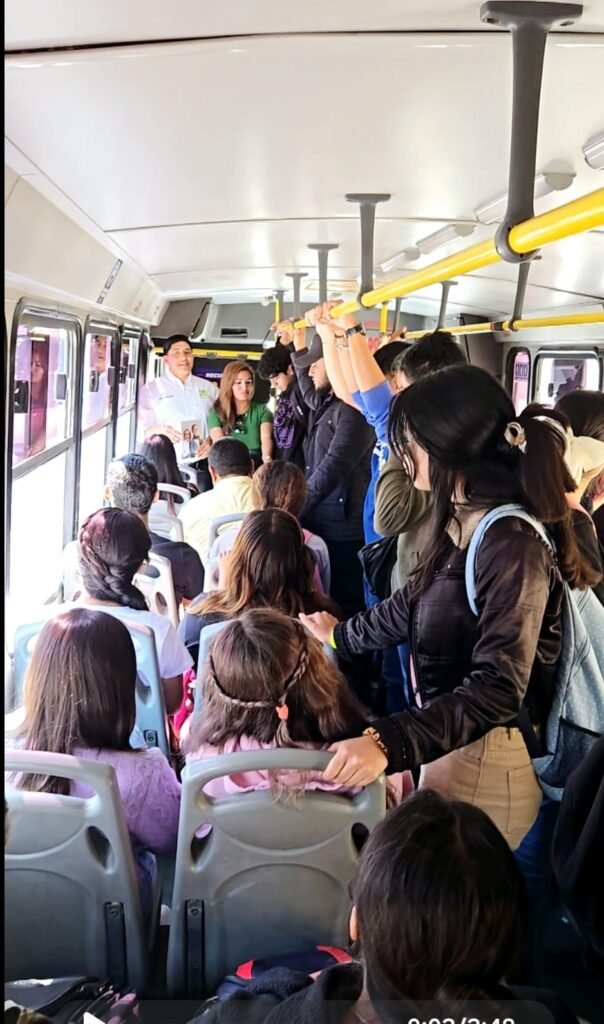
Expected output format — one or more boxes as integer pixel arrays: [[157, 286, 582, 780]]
[[251, 461, 307, 518], [185, 608, 368, 752]]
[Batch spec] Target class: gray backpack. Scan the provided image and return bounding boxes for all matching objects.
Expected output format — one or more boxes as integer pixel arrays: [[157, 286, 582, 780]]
[[465, 503, 604, 800]]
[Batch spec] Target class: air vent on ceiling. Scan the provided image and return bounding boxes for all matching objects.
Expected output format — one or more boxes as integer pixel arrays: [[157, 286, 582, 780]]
[[220, 327, 248, 338]]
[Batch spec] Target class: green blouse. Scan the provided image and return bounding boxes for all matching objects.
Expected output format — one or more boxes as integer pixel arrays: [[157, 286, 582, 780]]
[[208, 401, 273, 452]]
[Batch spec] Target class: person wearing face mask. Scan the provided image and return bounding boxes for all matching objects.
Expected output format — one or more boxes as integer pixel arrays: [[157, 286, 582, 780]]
[[137, 335, 218, 492], [290, 319, 374, 623]]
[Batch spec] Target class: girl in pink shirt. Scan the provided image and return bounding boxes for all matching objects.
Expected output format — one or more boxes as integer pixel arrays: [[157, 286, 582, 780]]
[[183, 608, 411, 805]]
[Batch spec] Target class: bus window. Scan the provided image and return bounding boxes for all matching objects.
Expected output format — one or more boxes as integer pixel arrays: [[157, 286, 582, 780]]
[[533, 353, 601, 404], [12, 326, 72, 467], [81, 332, 114, 429], [115, 332, 139, 457], [510, 350, 530, 414]]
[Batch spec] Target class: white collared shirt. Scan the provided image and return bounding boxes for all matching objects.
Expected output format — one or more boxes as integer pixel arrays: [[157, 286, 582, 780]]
[[137, 369, 219, 443]]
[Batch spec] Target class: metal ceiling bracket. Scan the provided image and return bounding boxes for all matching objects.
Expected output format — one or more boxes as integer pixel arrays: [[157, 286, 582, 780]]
[[392, 298, 402, 334], [286, 272, 308, 321], [345, 193, 392, 302], [437, 280, 458, 330], [480, 1, 583, 263], [308, 243, 339, 304]]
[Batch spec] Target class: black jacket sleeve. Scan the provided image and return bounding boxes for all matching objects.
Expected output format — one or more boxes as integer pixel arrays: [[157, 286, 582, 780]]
[[303, 404, 375, 515], [334, 587, 409, 657], [291, 350, 324, 412]]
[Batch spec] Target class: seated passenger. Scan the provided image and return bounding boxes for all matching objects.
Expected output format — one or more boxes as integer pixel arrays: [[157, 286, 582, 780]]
[[207, 360, 273, 469], [197, 790, 578, 1024], [74, 508, 192, 713], [179, 508, 339, 667], [300, 365, 600, 850], [105, 452, 204, 606], [182, 608, 412, 800], [207, 461, 330, 593], [5, 609, 181, 919], [139, 432, 200, 512], [257, 343, 307, 467], [179, 437, 255, 566]]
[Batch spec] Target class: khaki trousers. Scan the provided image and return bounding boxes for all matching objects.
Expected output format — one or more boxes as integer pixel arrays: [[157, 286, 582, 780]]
[[419, 726, 542, 850]]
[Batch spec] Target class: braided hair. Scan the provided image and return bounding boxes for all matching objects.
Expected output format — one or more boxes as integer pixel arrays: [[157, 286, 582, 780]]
[[78, 508, 150, 611], [184, 608, 369, 754]]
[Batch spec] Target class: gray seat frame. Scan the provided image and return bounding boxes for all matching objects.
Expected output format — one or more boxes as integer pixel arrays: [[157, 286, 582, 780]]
[[166, 749, 386, 996], [5, 750, 157, 990]]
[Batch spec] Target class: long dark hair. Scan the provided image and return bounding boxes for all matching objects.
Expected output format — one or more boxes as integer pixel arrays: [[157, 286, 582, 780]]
[[184, 608, 368, 756], [389, 364, 598, 592], [139, 433, 197, 513], [354, 789, 524, 1010], [556, 389, 604, 442], [78, 508, 150, 610], [190, 509, 338, 618], [15, 609, 138, 795]]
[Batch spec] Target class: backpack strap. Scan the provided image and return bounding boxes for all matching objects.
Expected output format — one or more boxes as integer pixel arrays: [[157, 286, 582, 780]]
[[465, 503, 554, 616]]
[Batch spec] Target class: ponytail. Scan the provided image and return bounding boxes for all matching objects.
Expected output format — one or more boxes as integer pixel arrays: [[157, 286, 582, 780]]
[[516, 405, 600, 590]]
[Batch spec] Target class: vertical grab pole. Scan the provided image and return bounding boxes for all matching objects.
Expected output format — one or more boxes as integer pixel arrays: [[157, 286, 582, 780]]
[[480, 1, 583, 262], [437, 280, 458, 330], [274, 290, 285, 325], [380, 303, 389, 335], [345, 193, 391, 302], [391, 298, 402, 334], [286, 272, 308, 322], [308, 244, 339, 304]]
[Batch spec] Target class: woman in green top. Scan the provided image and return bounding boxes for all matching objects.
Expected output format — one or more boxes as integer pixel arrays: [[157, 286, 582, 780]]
[[208, 360, 273, 468]]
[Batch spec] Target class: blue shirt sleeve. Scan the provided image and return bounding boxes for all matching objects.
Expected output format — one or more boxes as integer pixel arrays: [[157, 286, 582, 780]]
[[351, 389, 368, 416], [358, 380, 393, 446]]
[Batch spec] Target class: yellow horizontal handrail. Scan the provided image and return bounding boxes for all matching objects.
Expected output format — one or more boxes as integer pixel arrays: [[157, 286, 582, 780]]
[[293, 188, 604, 328], [501, 311, 604, 331], [153, 347, 262, 359], [403, 310, 604, 341]]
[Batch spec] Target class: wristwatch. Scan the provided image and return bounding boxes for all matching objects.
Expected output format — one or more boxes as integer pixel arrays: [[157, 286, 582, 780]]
[[344, 323, 366, 338], [363, 726, 388, 756]]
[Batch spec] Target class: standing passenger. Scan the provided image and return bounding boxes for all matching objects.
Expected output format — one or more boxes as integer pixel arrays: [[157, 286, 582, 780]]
[[300, 365, 600, 849], [207, 361, 273, 469], [290, 318, 374, 620], [257, 342, 307, 467], [137, 334, 218, 492]]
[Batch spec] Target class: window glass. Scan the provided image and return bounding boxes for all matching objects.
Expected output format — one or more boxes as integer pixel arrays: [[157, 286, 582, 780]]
[[115, 410, 134, 458], [12, 324, 72, 467], [511, 351, 530, 414], [81, 332, 115, 429], [118, 335, 138, 412], [78, 427, 110, 524], [533, 354, 601, 404], [9, 452, 67, 631]]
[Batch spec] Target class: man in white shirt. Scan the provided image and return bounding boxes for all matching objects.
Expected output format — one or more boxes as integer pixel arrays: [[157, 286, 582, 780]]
[[179, 438, 255, 566], [137, 335, 219, 490]]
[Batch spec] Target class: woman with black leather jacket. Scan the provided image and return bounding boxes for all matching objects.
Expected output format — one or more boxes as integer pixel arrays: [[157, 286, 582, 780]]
[[301, 364, 600, 848]]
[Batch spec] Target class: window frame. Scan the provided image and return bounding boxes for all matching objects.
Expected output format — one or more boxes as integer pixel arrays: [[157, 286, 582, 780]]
[[532, 347, 603, 402]]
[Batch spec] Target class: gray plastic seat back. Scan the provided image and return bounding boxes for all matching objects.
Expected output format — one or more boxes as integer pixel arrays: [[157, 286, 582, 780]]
[[155, 482, 192, 518], [193, 620, 231, 718], [177, 465, 198, 486], [148, 509, 184, 542], [12, 620, 47, 707], [5, 750, 150, 989], [207, 512, 247, 550], [135, 552, 179, 627], [124, 620, 171, 757], [166, 749, 386, 996]]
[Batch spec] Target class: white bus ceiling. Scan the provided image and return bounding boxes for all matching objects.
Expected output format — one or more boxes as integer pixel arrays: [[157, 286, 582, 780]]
[[5, 1, 604, 324]]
